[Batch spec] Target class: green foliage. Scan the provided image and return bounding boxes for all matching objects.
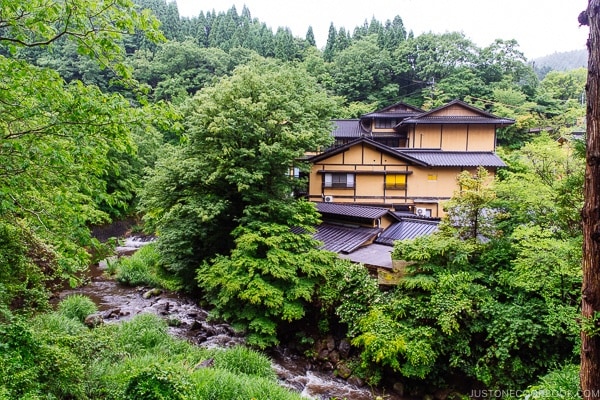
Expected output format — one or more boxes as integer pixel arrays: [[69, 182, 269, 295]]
[[352, 306, 437, 382], [525, 364, 580, 400], [130, 41, 234, 103], [206, 346, 276, 379], [141, 58, 336, 286], [441, 166, 498, 240], [332, 35, 397, 106], [581, 311, 600, 338], [57, 294, 98, 323], [0, 0, 175, 314], [198, 200, 339, 348], [124, 363, 190, 400], [0, 314, 93, 399], [341, 144, 583, 389], [114, 243, 182, 291], [1, 309, 301, 400], [189, 367, 302, 400], [0, 220, 58, 314], [495, 133, 585, 237], [318, 259, 382, 336]]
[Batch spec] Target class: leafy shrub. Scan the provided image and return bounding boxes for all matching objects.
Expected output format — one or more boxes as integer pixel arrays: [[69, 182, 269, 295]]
[[57, 294, 98, 323], [0, 221, 56, 314], [197, 201, 339, 348], [318, 259, 382, 336], [124, 362, 190, 400], [35, 342, 87, 399], [525, 364, 580, 400], [0, 317, 88, 399]]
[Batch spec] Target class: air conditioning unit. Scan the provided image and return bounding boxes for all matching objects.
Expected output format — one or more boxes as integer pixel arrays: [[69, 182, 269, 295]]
[[324, 195, 334, 203], [415, 207, 427, 216]]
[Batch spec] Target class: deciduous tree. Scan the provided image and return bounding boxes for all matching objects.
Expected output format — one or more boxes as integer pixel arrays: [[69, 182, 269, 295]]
[[140, 58, 336, 286], [0, 0, 167, 306]]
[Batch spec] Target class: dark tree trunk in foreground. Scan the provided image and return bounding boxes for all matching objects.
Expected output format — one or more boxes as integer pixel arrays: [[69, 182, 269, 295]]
[[582, 1, 600, 397]]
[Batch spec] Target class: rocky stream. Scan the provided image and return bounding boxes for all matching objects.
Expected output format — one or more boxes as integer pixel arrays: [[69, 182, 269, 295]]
[[53, 235, 407, 400]]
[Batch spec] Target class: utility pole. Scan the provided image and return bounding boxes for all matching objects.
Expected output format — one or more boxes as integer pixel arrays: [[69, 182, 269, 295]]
[[581, 1, 600, 397]]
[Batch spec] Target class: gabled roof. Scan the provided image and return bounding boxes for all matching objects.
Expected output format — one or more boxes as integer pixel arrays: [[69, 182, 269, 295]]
[[308, 137, 429, 166], [314, 223, 381, 253], [375, 218, 440, 246], [397, 99, 515, 127], [309, 138, 504, 168], [332, 119, 369, 138], [361, 101, 424, 119], [316, 202, 391, 220], [397, 150, 506, 167]]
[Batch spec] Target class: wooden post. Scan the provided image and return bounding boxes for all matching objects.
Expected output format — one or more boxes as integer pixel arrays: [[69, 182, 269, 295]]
[[582, 1, 600, 397]]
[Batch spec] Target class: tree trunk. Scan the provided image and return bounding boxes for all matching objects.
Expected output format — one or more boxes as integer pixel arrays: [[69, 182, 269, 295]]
[[582, 1, 600, 396]]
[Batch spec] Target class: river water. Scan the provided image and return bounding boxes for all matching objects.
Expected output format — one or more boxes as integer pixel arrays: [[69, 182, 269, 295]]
[[55, 236, 403, 400]]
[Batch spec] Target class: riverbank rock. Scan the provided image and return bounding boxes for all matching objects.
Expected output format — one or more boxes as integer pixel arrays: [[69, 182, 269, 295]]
[[84, 313, 104, 328], [102, 308, 124, 319], [347, 375, 364, 387], [142, 288, 162, 299], [335, 362, 352, 379], [338, 338, 351, 358], [98, 256, 118, 271]]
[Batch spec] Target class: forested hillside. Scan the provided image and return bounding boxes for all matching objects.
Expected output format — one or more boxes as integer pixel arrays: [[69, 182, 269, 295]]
[[533, 49, 588, 78], [0, 0, 588, 398]]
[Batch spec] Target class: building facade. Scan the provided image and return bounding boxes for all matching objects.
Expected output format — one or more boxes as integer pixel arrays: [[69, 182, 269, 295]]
[[306, 99, 514, 218]]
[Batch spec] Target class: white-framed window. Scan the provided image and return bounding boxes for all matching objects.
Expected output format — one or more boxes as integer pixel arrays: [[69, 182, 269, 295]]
[[324, 173, 355, 188]]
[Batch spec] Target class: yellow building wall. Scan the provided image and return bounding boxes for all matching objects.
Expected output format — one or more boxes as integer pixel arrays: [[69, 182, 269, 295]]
[[431, 104, 478, 117], [355, 174, 383, 198], [466, 128, 496, 151], [308, 140, 499, 218], [412, 126, 441, 148], [440, 125, 467, 151], [411, 124, 496, 151], [407, 168, 460, 199]]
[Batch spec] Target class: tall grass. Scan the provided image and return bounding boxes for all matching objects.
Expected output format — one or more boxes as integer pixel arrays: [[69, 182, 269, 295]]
[[57, 294, 98, 323], [190, 368, 301, 400], [3, 310, 303, 400], [207, 345, 276, 379], [114, 243, 182, 291]]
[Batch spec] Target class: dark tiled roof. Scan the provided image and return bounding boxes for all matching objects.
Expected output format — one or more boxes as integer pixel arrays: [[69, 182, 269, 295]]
[[362, 101, 424, 117], [396, 99, 514, 127], [397, 150, 506, 167], [398, 116, 515, 125], [308, 137, 429, 166], [363, 112, 419, 119], [332, 119, 368, 138], [376, 218, 440, 246], [316, 202, 390, 220], [314, 223, 381, 253]]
